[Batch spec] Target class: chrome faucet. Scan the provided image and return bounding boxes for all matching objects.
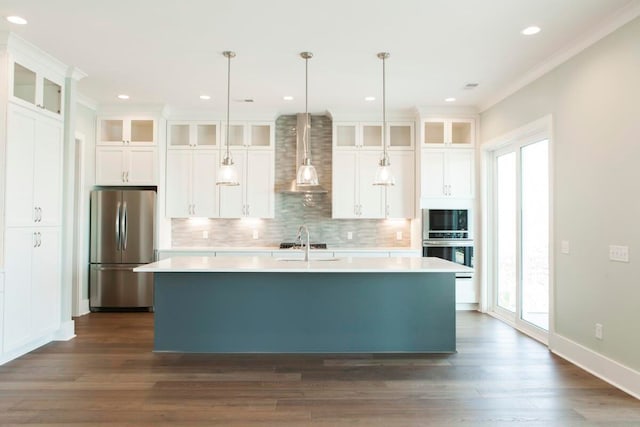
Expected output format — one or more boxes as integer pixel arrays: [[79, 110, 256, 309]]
[[296, 225, 311, 261]]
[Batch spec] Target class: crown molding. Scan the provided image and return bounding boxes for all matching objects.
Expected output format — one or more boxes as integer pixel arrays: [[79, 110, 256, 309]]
[[76, 92, 98, 111], [479, 1, 640, 112]]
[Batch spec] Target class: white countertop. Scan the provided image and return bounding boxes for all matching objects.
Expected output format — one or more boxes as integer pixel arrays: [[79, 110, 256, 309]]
[[159, 247, 421, 253], [135, 256, 471, 274]]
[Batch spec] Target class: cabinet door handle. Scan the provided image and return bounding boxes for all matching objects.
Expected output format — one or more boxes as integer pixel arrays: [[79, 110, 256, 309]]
[[38, 207, 42, 222], [33, 232, 38, 247], [36, 232, 42, 247], [125, 171, 129, 182], [246, 204, 250, 216], [122, 171, 126, 182], [192, 204, 196, 215], [34, 207, 38, 222]]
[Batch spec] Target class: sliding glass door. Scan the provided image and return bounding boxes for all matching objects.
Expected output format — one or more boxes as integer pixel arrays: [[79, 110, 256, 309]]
[[493, 136, 550, 342]]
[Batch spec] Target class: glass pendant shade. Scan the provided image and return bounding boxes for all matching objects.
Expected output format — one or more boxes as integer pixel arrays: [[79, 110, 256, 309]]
[[296, 159, 319, 186], [216, 157, 239, 186], [373, 154, 395, 186]]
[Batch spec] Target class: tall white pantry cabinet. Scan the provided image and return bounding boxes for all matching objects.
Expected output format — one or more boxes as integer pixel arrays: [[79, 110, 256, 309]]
[[0, 34, 67, 362]]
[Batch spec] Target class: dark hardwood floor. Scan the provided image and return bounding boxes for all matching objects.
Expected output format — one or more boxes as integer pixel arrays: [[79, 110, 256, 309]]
[[1, 312, 639, 426]]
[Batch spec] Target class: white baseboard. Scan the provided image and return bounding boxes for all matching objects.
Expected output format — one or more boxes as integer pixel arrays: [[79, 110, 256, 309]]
[[550, 333, 640, 400], [54, 320, 76, 341], [0, 334, 55, 366], [77, 299, 90, 316], [456, 303, 479, 311]]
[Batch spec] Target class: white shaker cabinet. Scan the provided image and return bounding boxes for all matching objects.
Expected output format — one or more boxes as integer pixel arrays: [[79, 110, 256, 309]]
[[385, 151, 415, 218], [10, 57, 64, 119], [332, 151, 384, 219], [3, 228, 61, 353], [95, 146, 157, 185], [421, 148, 474, 198], [5, 104, 63, 228], [95, 116, 158, 185], [97, 117, 156, 145], [166, 150, 219, 218], [422, 118, 475, 147], [219, 149, 275, 218], [168, 121, 219, 149]]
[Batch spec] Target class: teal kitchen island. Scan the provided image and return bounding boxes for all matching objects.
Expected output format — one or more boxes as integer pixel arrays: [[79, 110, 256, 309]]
[[134, 256, 471, 353]]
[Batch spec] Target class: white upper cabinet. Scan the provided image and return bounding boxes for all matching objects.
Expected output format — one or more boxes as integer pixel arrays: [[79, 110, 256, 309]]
[[332, 151, 385, 219], [96, 146, 157, 185], [168, 121, 219, 149], [5, 104, 63, 227], [10, 57, 64, 119], [421, 148, 474, 198], [95, 115, 158, 185], [166, 150, 219, 218], [97, 117, 156, 145], [334, 122, 383, 150], [422, 118, 475, 147], [223, 122, 273, 149], [218, 149, 275, 219], [385, 151, 415, 218], [387, 122, 415, 149]]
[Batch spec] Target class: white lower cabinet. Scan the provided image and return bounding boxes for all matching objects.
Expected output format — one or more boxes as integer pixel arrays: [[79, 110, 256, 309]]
[[166, 150, 218, 218], [421, 148, 474, 198], [4, 227, 61, 353], [456, 277, 478, 305], [332, 151, 384, 218], [96, 146, 157, 185], [219, 150, 274, 218]]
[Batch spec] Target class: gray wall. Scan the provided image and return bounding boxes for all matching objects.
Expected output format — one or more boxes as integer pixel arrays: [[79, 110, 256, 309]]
[[172, 115, 411, 248], [481, 18, 640, 371]]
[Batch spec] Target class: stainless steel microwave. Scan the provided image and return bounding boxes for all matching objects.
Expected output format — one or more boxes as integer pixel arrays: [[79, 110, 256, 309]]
[[422, 209, 470, 240]]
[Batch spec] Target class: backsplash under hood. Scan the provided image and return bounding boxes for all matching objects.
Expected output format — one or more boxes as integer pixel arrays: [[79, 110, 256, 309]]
[[279, 113, 328, 194]]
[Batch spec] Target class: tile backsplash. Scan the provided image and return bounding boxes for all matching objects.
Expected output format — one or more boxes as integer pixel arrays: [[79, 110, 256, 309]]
[[171, 114, 411, 248]]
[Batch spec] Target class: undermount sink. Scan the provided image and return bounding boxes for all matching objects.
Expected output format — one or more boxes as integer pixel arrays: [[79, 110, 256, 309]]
[[275, 257, 341, 262]]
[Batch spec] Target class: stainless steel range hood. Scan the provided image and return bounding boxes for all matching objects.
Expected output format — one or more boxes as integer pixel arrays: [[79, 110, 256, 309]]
[[280, 113, 328, 194]]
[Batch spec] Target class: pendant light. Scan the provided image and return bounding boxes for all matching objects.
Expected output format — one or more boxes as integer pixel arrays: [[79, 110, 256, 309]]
[[295, 51, 319, 186], [216, 51, 240, 186], [373, 52, 395, 186]]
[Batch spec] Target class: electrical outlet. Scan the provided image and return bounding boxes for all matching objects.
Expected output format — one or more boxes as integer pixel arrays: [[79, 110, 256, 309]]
[[595, 323, 603, 340], [252, 230, 259, 240], [609, 245, 629, 262], [347, 231, 353, 240], [561, 240, 570, 254], [202, 230, 209, 239], [396, 231, 403, 241]]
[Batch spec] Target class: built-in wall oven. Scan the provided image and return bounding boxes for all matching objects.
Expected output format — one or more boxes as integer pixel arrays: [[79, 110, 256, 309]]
[[422, 209, 474, 277]]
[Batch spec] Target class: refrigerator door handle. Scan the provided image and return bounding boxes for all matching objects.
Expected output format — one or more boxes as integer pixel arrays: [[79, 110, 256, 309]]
[[122, 201, 128, 251], [115, 201, 122, 251]]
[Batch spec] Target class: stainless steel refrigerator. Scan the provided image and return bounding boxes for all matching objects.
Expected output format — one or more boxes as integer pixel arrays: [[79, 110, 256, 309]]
[[89, 189, 156, 311]]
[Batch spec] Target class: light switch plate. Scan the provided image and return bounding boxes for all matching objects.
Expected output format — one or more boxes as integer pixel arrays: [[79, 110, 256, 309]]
[[396, 231, 403, 241], [347, 231, 353, 240], [609, 245, 629, 262], [252, 230, 259, 240], [561, 240, 570, 254], [202, 230, 209, 239]]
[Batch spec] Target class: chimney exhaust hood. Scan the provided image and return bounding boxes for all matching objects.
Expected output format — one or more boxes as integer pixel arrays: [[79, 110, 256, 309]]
[[280, 113, 328, 194]]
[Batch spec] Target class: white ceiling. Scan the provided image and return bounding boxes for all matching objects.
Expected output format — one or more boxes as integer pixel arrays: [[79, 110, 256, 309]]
[[1, 0, 639, 117]]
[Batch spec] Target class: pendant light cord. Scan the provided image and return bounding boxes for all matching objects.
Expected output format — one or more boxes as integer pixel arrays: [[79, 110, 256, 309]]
[[226, 52, 231, 161], [304, 54, 310, 161], [382, 53, 387, 161]]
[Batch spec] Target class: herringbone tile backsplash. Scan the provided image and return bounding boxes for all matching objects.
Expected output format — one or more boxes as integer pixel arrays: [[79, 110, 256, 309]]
[[172, 115, 412, 248]]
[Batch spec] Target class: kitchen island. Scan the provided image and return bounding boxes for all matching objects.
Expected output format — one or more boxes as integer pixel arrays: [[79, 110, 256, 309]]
[[135, 256, 471, 353]]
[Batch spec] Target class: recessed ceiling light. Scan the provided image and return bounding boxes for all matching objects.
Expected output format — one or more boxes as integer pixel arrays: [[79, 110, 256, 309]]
[[199, 95, 211, 100], [117, 94, 130, 100], [445, 97, 456, 102], [6, 16, 27, 25], [364, 96, 376, 102], [521, 26, 541, 36], [283, 96, 294, 101]]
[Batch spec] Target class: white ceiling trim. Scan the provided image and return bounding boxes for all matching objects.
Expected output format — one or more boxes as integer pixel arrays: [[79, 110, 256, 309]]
[[479, 0, 640, 112]]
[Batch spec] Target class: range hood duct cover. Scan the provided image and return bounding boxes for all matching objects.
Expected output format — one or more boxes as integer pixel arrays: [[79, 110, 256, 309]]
[[280, 113, 328, 194]]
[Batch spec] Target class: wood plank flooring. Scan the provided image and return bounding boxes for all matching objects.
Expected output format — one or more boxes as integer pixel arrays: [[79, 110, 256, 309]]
[[1, 312, 639, 426]]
